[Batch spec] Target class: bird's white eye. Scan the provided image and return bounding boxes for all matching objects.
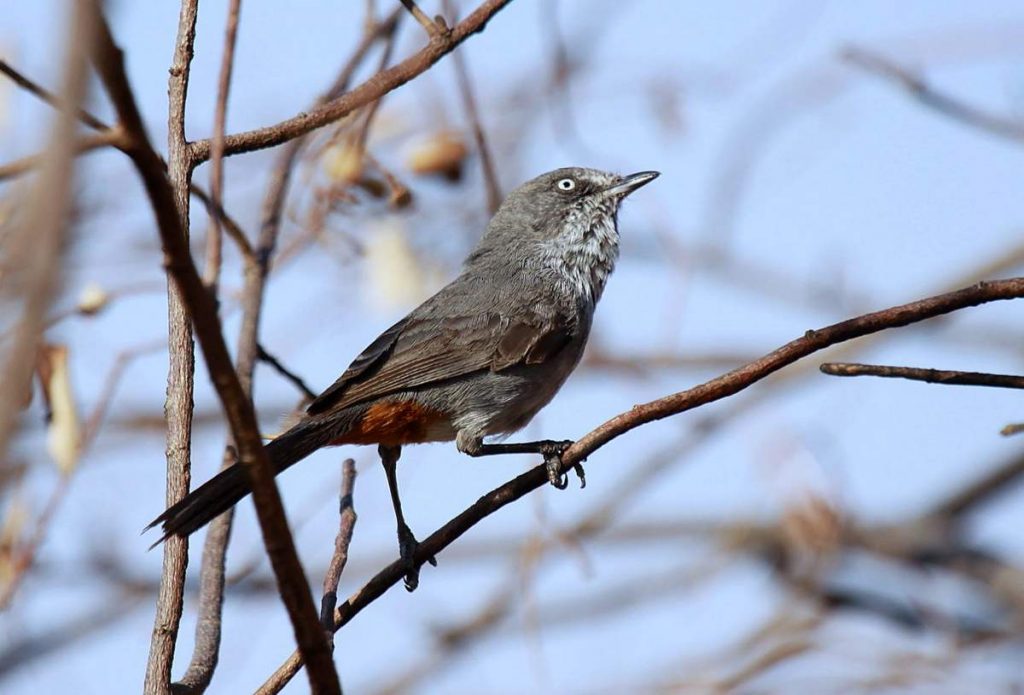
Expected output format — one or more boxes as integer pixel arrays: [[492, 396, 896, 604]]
[[556, 178, 576, 191]]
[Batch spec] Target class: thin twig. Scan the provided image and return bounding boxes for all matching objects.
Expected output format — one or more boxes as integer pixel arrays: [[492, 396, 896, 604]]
[[201, 0, 243, 293], [183, 28, 245, 664], [0, 58, 107, 130], [188, 184, 256, 262], [187, 0, 513, 163], [0, 128, 126, 181], [843, 46, 1024, 144], [399, 0, 445, 37], [820, 362, 1024, 389], [260, 277, 1024, 685], [928, 448, 1024, 521], [322, 461, 358, 633], [363, 151, 413, 208], [259, 458, 358, 695], [444, 0, 501, 213], [257, 343, 318, 401], [175, 446, 235, 695], [89, 8, 340, 694]]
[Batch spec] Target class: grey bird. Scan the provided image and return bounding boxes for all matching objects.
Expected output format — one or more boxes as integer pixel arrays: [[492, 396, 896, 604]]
[[149, 167, 659, 590]]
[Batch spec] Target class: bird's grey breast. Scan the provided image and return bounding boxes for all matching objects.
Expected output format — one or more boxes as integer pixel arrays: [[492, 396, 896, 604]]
[[539, 196, 620, 307]]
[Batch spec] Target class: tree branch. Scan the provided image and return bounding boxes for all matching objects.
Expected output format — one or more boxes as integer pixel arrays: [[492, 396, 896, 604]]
[[0, 58, 107, 131], [187, 0, 513, 164], [144, 1, 199, 692], [445, 0, 502, 214], [321, 459, 358, 633], [399, 0, 446, 38], [843, 46, 1024, 144], [177, 5, 244, 685], [200, 0, 242, 292], [257, 344, 317, 401], [88, 8, 340, 694], [0, 128, 127, 181], [820, 362, 1024, 389], [260, 277, 1024, 684], [259, 458, 358, 695]]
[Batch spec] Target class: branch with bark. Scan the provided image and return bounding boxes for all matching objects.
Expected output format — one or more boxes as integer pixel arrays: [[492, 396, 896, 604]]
[[260, 277, 1024, 688], [88, 6, 339, 693]]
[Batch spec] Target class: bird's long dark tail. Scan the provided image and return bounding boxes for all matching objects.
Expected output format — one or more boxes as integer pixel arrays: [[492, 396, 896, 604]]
[[146, 411, 360, 544]]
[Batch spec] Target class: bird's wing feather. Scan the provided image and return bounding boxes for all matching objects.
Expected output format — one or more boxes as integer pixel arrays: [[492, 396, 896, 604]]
[[305, 317, 408, 414], [306, 310, 574, 415]]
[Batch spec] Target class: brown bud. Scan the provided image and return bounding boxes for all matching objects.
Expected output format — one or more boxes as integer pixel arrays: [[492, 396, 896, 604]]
[[406, 131, 467, 181]]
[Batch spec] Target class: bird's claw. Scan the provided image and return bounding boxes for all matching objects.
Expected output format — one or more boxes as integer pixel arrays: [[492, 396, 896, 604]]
[[541, 440, 584, 490], [397, 524, 436, 592]]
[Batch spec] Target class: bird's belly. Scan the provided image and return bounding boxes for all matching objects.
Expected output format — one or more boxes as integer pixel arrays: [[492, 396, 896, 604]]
[[448, 358, 581, 440]]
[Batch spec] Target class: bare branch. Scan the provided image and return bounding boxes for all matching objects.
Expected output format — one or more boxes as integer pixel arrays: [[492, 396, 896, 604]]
[[257, 344, 317, 401], [0, 128, 126, 182], [144, 0, 199, 691], [399, 0, 446, 37], [187, 0, 514, 163], [843, 46, 1024, 144], [321, 459, 358, 633], [0, 58, 107, 131], [445, 0, 502, 213], [259, 460, 358, 695], [188, 184, 256, 262], [261, 277, 1024, 683], [89, 8, 340, 694], [928, 448, 1024, 521], [201, 0, 243, 292], [562, 279, 1024, 478], [179, 13, 250, 676], [820, 362, 1024, 389]]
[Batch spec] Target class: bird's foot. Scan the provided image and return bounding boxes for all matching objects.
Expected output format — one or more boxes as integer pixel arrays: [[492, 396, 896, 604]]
[[397, 523, 437, 592], [540, 440, 585, 490]]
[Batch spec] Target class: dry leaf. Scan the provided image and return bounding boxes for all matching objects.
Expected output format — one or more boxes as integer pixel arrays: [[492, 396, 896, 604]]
[[76, 281, 110, 315], [406, 131, 467, 180], [37, 344, 80, 475], [323, 141, 364, 184]]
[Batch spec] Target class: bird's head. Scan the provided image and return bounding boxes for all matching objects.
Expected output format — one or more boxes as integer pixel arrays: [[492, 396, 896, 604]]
[[469, 167, 658, 270], [465, 167, 658, 303]]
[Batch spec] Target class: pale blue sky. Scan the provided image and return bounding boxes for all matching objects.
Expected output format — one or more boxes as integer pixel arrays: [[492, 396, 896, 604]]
[[3, 1, 1024, 692]]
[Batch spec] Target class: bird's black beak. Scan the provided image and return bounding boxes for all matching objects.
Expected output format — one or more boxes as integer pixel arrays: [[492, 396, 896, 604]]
[[603, 170, 659, 198]]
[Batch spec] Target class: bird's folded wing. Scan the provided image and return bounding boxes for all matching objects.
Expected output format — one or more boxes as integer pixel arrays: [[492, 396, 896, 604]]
[[306, 312, 574, 415]]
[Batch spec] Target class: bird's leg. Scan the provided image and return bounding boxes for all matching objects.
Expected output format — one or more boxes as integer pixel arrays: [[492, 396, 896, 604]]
[[379, 444, 435, 592], [460, 438, 585, 490]]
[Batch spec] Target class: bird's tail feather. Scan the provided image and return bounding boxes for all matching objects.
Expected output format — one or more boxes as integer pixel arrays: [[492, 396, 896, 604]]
[[146, 410, 360, 544]]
